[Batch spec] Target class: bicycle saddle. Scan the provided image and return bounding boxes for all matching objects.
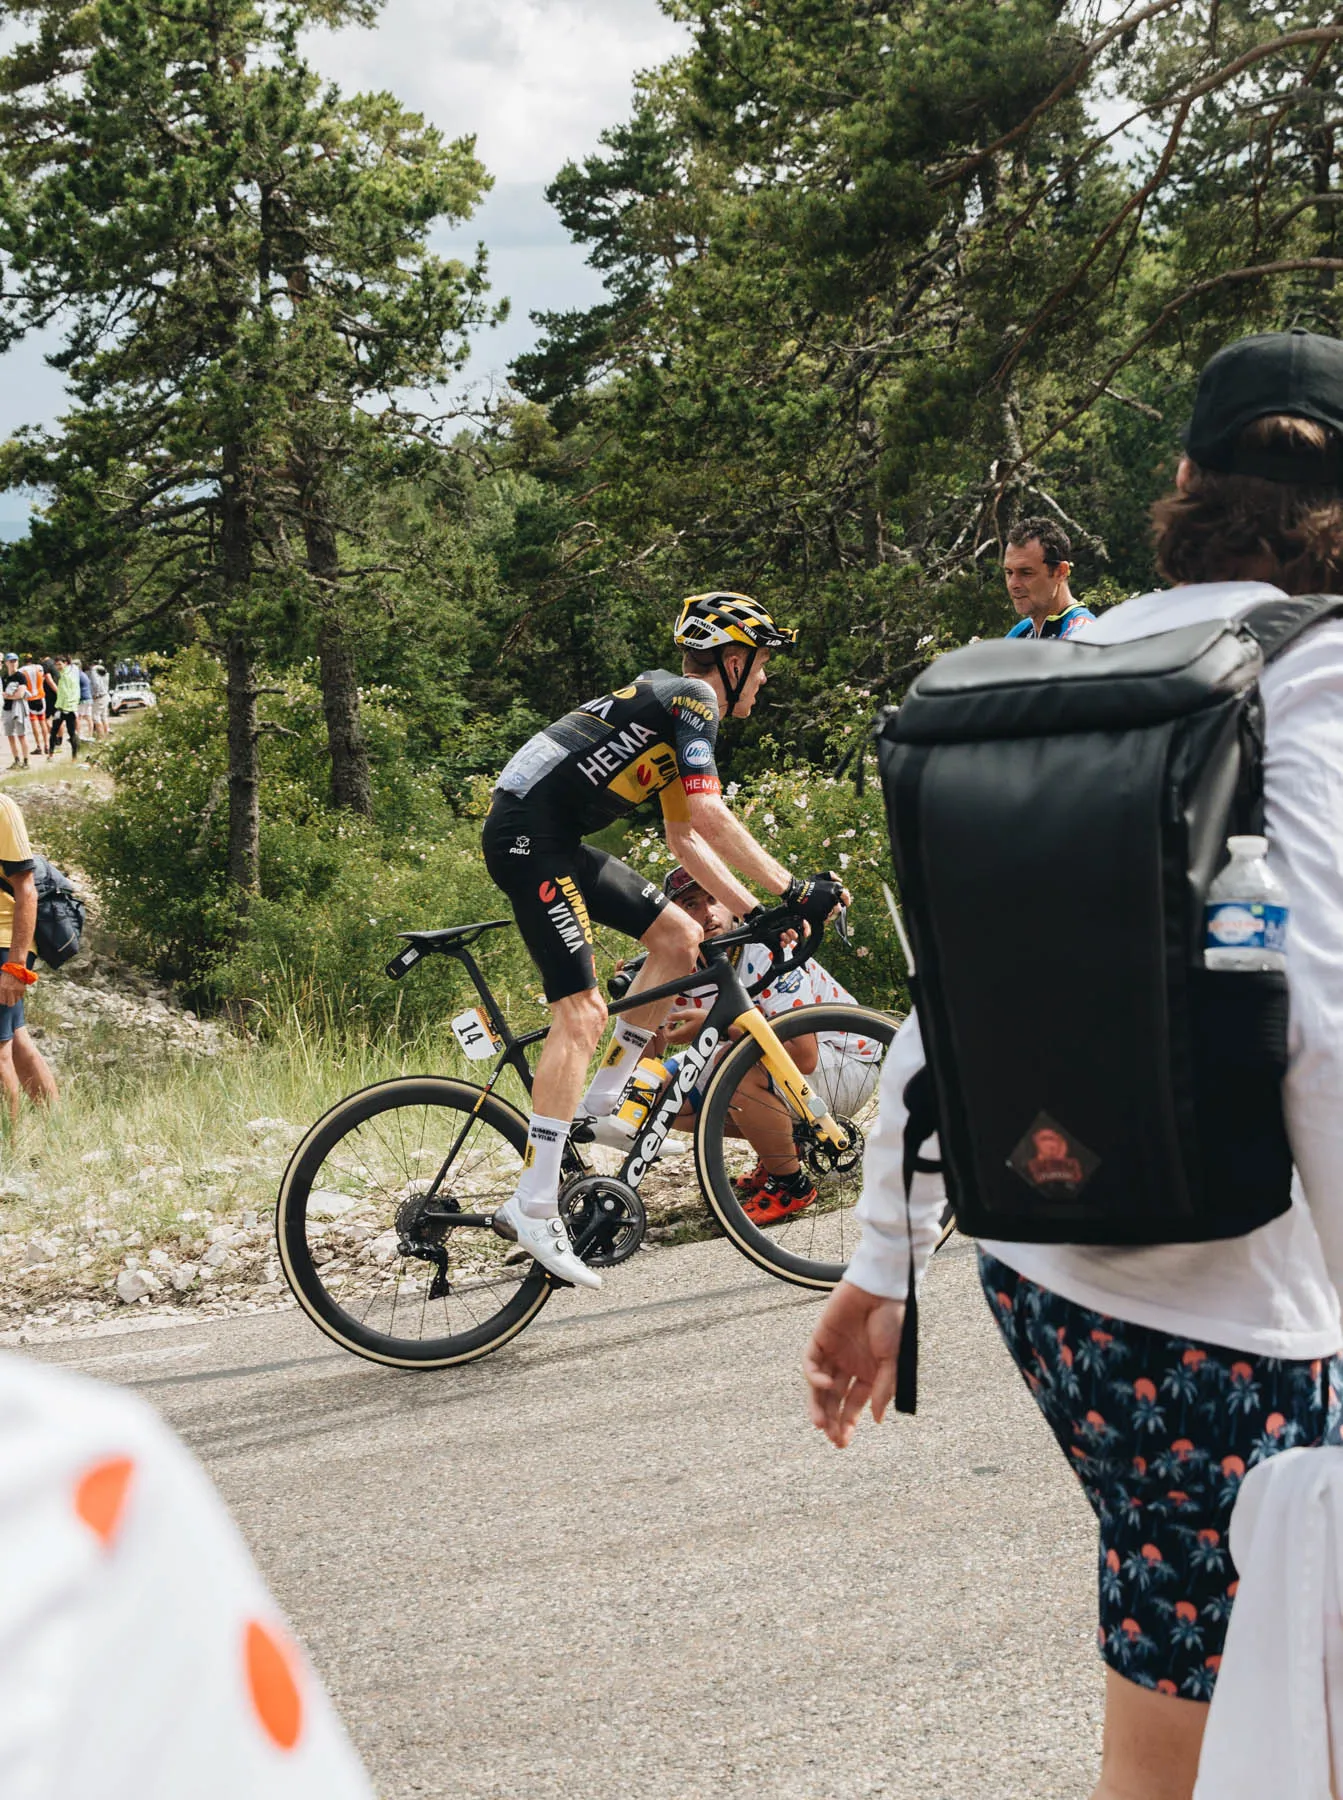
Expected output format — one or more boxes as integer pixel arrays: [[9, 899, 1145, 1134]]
[[395, 919, 513, 952]]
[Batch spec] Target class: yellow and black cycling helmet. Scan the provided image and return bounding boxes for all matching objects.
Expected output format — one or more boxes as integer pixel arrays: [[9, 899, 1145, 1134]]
[[673, 591, 797, 712], [673, 591, 798, 652]]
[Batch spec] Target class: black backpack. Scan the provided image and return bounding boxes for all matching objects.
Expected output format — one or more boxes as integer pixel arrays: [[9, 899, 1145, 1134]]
[[0, 855, 86, 967], [873, 594, 1343, 1416], [877, 594, 1343, 1254]]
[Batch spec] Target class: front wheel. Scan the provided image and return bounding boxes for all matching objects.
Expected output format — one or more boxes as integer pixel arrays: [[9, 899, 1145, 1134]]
[[277, 1076, 552, 1369], [695, 1005, 896, 1290]]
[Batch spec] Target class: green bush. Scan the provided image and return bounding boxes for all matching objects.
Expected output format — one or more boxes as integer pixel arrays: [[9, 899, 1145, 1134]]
[[52, 651, 544, 1031]]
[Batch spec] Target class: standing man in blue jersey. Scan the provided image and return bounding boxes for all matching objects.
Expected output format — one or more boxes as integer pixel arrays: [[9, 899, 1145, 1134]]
[[1003, 518, 1094, 639]]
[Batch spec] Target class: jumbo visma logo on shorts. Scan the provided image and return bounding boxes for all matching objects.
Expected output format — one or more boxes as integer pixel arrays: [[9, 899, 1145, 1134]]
[[539, 875, 591, 953]]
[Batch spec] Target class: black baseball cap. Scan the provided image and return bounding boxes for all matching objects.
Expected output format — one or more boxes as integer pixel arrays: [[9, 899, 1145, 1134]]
[[663, 865, 707, 903], [1182, 329, 1343, 485]]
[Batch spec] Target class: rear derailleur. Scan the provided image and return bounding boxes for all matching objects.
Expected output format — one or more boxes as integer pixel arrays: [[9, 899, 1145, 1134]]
[[394, 1188, 456, 1299]]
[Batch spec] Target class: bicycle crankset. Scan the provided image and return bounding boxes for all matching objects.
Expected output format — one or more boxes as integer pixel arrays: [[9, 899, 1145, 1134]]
[[558, 1174, 646, 1267], [394, 1185, 457, 1299], [797, 1116, 864, 1177]]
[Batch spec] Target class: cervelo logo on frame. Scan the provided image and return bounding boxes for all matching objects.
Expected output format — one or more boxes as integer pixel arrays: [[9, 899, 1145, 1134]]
[[681, 738, 713, 768], [625, 1024, 721, 1184]]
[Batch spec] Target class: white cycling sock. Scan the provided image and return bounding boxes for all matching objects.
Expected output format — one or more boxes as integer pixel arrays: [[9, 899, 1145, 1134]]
[[514, 1114, 571, 1219], [581, 1019, 655, 1117]]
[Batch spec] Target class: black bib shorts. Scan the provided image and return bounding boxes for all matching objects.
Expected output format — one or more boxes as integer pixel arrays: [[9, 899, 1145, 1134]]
[[481, 795, 668, 1002]]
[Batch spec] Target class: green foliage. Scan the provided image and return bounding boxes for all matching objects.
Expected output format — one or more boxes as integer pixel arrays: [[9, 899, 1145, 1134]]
[[55, 649, 547, 1030]]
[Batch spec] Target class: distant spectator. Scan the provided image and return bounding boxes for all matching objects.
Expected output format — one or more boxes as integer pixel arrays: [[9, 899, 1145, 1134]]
[[115, 658, 129, 686], [20, 654, 47, 757], [48, 656, 80, 760], [0, 790, 57, 1122], [75, 659, 93, 736], [88, 662, 110, 739], [1003, 517, 1095, 639], [2, 655, 29, 770]]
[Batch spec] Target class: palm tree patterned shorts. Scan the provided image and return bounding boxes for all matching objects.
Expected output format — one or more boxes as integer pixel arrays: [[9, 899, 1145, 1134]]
[[979, 1249, 1343, 1698]]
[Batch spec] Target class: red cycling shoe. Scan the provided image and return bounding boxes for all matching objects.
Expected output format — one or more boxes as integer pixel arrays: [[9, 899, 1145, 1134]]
[[734, 1159, 768, 1195], [742, 1171, 818, 1226]]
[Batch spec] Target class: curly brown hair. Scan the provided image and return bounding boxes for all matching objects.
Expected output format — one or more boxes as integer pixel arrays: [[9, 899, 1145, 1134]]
[[1153, 414, 1343, 594]]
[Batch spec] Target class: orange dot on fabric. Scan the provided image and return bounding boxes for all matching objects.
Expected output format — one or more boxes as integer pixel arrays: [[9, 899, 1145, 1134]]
[[75, 1456, 134, 1546], [245, 1620, 304, 1751]]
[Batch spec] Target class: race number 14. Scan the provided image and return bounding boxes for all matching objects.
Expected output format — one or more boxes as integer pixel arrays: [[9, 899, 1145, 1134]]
[[451, 1007, 502, 1062]]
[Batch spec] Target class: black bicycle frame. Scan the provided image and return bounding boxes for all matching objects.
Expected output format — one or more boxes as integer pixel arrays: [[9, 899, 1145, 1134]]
[[393, 908, 824, 1223]]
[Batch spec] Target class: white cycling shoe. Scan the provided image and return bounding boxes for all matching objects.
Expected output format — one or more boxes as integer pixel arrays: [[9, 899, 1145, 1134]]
[[493, 1196, 602, 1290]]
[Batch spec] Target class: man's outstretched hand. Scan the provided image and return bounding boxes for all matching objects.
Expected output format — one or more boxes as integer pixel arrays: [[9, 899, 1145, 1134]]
[[803, 1281, 904, 1448]]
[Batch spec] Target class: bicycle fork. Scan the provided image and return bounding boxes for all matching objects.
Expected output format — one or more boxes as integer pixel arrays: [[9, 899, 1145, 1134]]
[[730, 1010, 849, 1148]]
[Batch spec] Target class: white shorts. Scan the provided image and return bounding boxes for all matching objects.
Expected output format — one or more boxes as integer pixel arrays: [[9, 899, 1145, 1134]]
[[812, 1044, 882, 1119], [91, 697, 109, 724]]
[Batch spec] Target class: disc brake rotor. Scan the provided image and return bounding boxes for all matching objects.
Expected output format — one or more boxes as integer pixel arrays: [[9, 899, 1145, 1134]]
[[797, 1116, 863, 1177]]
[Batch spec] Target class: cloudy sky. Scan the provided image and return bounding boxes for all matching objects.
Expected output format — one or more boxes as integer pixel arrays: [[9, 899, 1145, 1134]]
[[0, 0, 686, 513]]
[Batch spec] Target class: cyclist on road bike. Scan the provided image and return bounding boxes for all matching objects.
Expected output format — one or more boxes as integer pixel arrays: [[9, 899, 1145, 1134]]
[[482, 592, 849, 1288]]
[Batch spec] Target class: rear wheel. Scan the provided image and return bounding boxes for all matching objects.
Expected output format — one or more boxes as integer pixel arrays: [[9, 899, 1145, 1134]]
[[695, 1005, 896, 1290], [277, 1077, 552, 1368]]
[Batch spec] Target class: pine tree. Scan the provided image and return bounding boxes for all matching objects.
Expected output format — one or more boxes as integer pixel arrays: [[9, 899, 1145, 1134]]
[[0, 0, 492, 876]]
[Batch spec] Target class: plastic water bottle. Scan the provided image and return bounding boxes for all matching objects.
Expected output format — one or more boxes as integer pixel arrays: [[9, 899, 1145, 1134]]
[[1204, 836, 1288, 971], [614, 1056, 679, 1134]]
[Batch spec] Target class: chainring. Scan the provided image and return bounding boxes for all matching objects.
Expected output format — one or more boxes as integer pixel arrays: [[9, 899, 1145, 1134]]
[[558, 1174, 646, 1267]]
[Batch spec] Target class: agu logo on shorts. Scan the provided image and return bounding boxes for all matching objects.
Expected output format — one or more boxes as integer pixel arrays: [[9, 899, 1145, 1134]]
[[538, 879, 557, 903], [682, 737, 713, 769]]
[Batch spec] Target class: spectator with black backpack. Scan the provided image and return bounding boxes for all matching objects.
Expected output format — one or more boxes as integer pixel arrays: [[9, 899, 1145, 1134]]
[[0, 790, 57, 1121], [805, 330, 1343, 1800]]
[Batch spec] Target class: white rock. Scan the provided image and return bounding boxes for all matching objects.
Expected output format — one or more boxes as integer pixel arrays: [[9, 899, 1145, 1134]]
[[170, 1263, 198, 1292], [206, 1225, 238, 1245], [80, 1148, 111, 1165], [147, 1248, 172, 1269], [368, 1230, 400, 1264], [307, 1190, 356, 1221], [245, 1117, 291, 1137], [115, 1268, 159, 1304], [201, 1242, 233, 1268], [21, 1238, 61, 1266]]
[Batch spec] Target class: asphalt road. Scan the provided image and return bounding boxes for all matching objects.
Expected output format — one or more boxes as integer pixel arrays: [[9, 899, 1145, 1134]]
[[32, 1235, 1104, 1799]]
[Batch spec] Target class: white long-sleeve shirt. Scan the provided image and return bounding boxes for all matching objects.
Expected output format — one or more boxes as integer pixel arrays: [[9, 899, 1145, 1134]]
[[846, 582, 1343, 1358]]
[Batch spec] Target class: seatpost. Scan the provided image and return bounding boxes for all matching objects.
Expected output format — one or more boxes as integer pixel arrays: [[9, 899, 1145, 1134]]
[[451, 946, 516, 1049]]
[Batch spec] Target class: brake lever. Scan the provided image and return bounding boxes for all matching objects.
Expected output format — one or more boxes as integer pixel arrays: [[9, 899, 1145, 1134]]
[[833, 903, 852, 950]]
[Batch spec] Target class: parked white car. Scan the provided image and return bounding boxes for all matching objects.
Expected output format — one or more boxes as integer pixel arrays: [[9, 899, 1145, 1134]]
[[108, 682, 157, 716]]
